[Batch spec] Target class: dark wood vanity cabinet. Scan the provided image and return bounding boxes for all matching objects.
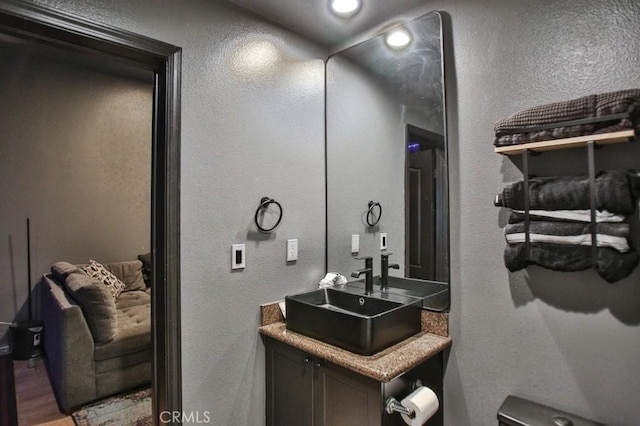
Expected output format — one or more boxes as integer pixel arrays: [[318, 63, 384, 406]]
[[313, 357, 381, 426], [265, 337, 444, 426], [266, 338, 314, 425]]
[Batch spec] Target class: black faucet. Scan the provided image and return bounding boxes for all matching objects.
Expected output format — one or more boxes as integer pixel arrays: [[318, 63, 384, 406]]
[[380, 253, 399, 293], [351, 256, 374, 295]]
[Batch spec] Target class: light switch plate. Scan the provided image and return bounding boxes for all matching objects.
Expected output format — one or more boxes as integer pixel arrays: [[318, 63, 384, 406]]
[[351, 234, 360, 253], [287, 239, 298, 262], [232, 244, 245, 269], [380, 233, 388, 250]]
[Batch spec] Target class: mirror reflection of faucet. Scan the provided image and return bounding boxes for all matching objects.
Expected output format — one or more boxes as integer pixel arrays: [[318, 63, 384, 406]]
[[351, 256, 374, 295], [380, 253, 399, 293]]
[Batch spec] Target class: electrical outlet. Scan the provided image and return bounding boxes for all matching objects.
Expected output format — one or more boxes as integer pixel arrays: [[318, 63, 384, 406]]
[[232, 244, 245, 270], [380, 233, 388, 250], [351, 234, 360, 253], [287, 239, 298, 262]]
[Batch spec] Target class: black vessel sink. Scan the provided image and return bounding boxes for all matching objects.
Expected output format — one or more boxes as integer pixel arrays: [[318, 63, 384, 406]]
[[346, 276, 449, 311], [285, 287, 421, 356]]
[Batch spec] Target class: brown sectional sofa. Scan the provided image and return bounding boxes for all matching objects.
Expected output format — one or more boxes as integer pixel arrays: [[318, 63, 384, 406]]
[[40, 260, 151, 412]]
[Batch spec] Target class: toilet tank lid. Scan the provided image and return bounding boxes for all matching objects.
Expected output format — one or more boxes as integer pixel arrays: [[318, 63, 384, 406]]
[[497, 395, 606, 426]]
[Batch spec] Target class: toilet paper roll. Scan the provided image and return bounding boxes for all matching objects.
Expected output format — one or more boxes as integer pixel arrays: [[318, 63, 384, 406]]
[[400, 386, 439, 426]]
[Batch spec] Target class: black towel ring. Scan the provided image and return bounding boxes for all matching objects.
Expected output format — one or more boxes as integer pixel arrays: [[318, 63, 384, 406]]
[[366, 201, 382, 227], [255, 197, 283, 233]]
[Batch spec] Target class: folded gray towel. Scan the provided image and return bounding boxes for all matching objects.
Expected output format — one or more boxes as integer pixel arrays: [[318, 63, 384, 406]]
[[505, 221, 629, 238], [505, 221, 630, 252], [508, 209, 626, 224], [495, 170, 640, 215], [494, 89, 640, 146]]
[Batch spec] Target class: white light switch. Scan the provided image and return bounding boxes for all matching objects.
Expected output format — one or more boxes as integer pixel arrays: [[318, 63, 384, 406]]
[[232, 244, 245, 270], [287, 239, 298, 262], [351, 234, 360, 253], [380, 233, 388, 250]]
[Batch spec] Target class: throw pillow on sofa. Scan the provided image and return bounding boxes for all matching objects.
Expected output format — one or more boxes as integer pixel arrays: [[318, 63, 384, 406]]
[[63, 271, 118, 343], [51, 261, 84, 283], [137, 252, 152, 287], [83, 259, 126, 298], [105, 260, 147, 292]]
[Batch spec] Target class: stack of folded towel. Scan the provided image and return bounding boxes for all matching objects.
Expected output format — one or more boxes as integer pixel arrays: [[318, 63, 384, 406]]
[[495, 170, 640, 283], [493, 89, 640, 282], [494, 88, 640, 146]]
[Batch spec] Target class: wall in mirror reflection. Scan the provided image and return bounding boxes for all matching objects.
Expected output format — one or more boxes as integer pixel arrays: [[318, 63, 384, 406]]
[[326, 11, 449, 293]]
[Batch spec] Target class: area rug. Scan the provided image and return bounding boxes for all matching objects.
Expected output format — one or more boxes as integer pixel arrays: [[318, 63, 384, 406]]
[[72, 388, 151, 425]]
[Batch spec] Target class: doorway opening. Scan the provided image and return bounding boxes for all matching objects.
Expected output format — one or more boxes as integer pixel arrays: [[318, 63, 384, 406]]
[[0, 2, 181, 421], [405, 124, 446, 281]]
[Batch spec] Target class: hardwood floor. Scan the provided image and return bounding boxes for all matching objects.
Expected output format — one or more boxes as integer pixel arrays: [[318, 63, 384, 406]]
[[13, 358, 73, 426]]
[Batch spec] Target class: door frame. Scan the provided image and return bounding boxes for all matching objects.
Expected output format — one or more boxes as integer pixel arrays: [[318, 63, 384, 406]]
[[0, 1, 182, 421], [405, 124, 446, 281]]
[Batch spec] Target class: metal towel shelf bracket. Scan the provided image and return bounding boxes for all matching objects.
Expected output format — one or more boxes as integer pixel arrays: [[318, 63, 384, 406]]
[[519, 142, 599, 266]]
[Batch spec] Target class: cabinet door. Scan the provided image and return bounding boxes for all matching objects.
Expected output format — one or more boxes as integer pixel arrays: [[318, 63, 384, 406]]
[[314, 361, 381, 426], [265, 339, 313, 426]]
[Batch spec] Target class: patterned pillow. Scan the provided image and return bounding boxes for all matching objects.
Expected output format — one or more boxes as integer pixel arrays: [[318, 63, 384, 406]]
[[82, 259, 126, 299]]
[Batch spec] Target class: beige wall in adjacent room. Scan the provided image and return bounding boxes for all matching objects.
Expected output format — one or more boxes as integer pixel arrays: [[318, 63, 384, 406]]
[[0, 38, 152, 323]]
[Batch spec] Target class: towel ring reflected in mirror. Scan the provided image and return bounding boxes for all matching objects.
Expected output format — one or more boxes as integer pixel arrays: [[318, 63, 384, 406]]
[[366, 201, 382, 227], [255, 197, 283, 233]]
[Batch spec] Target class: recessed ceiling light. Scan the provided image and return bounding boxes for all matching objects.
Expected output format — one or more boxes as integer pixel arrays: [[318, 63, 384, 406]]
[[384, 27, 412, 50], [330, 0, 361, 18]]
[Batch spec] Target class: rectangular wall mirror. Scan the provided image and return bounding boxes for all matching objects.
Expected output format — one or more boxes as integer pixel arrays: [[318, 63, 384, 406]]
[[326, 11, 449, 311]]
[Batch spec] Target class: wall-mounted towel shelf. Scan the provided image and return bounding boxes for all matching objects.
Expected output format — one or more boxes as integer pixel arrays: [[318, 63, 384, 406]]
[[493, 88, 640, 281], [494, 129, 635, 155], [494, 127, 637, 282]]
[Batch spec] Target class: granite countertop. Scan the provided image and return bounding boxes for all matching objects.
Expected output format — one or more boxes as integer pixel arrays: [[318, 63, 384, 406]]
[[259, 302, 452, 383]]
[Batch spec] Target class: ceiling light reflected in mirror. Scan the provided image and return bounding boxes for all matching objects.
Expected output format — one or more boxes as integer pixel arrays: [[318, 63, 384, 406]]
[[384, 27, 412, 49], [329, 0, 361, 18]]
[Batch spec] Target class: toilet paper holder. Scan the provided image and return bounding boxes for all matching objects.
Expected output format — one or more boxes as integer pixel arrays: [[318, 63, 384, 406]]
[[385, 379, 423, 417]]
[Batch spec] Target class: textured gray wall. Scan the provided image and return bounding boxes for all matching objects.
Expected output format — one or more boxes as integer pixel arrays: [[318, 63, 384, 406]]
[[0, 39, 152, 323], [326, 55, 406, 278], [326, 30, 445, 281], [16, 0, 640, 425], [27, 0, 327, 424], [432, 0, 640, 424]]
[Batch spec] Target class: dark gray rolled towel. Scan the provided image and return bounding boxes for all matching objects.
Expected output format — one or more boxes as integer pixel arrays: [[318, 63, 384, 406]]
[[496, 170, 640, 215], [504, 243, 639, 283]]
